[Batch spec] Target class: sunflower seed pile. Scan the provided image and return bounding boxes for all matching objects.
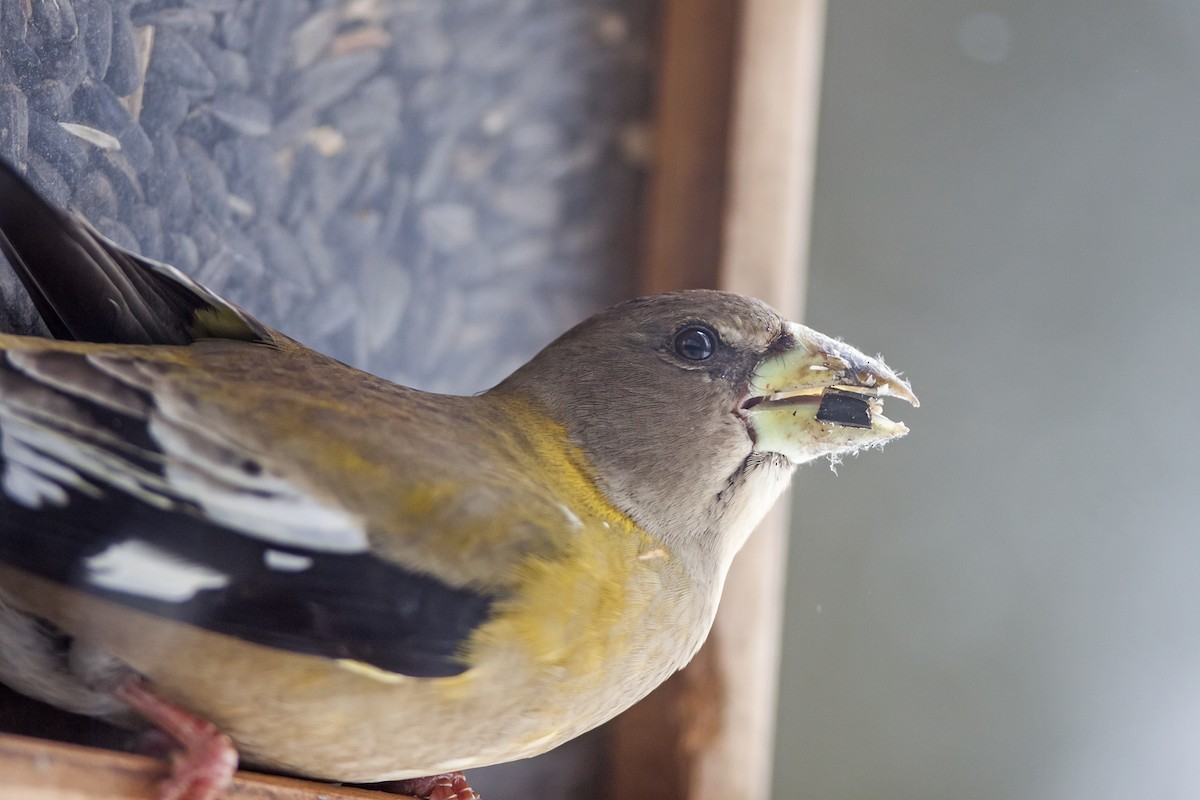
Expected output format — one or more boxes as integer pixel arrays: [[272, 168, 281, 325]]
[[0, 0, 656, 396]]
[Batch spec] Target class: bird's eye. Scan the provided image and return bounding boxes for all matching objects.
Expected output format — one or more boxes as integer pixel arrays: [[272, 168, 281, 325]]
[[673, 325, 717, 361]]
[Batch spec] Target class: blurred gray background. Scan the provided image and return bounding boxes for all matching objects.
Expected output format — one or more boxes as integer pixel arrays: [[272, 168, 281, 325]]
[[774, 1, 1200, 798]]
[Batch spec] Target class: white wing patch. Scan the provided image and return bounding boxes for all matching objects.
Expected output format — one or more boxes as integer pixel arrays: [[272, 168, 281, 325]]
[[85, 540, 229, 602], [1, 351, 368, 555], [1, 454, 69, 508], [149, 413, 368, 553], [264, 549, 314, 572], [0, 415, 91, 509]]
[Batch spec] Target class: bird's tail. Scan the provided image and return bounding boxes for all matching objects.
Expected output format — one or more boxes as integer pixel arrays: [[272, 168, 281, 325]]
[[0, 159, 269, 346]]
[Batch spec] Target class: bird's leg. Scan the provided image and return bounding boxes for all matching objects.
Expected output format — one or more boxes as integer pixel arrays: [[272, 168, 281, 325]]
[[115, 677, 238, 800], [385, 772, 480, 800]]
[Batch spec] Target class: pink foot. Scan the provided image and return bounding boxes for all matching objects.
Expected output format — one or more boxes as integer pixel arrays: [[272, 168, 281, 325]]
[[388, 772, 479, 800], [116, 678, 238, 800]]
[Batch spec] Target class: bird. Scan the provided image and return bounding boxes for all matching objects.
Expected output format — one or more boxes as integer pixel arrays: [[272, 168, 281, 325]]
[[0, 159, 917, 800]]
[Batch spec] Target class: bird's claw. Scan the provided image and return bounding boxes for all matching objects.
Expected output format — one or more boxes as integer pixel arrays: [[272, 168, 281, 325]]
[[116, 678, 238, 800], [386, 771, 480, 800]]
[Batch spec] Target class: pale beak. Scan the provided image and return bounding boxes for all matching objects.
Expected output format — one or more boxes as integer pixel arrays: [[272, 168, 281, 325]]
[[741, 322, 919, 464]]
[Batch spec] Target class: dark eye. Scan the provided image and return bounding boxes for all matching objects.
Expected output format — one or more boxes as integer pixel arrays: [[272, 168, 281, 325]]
[[673, 325, 717, 361]]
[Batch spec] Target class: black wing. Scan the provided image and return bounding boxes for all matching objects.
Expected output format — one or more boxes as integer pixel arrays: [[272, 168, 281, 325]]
[[0, 347, 494, 678]]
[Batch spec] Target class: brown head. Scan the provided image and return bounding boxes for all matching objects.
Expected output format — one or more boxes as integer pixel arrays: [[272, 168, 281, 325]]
[[493, 290, 918, 584]]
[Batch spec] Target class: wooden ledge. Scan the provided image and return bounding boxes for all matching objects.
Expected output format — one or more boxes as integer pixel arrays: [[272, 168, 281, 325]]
[[0, 732, 413, 800]]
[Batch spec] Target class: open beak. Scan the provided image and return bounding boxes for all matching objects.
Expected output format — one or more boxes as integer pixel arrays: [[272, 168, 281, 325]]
[[740, 322, 919, 465]]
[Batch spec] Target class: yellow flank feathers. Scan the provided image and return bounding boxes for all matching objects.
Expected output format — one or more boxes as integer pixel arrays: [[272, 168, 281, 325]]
[[460, 394, 668, 676], [487, 393, 637, 527], [477, 518, 653, 672]]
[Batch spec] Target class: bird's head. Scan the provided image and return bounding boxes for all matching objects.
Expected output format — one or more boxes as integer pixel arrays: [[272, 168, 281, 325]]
[[494, 290, 918, 581]]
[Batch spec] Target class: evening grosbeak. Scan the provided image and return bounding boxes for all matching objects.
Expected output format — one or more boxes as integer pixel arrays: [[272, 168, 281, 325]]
[[0, 159, 917, 800]]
